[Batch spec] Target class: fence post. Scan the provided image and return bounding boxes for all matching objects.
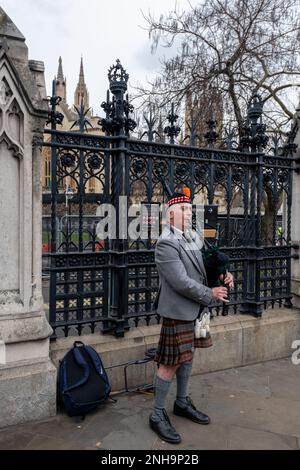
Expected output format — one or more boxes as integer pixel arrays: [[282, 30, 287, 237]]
[[48, 81, 63, 338], [100, 60, 136, 337], [239, 94, 268, 316]]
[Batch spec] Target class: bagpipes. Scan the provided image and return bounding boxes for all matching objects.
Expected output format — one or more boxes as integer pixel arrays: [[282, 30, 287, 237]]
[[200, 222, 231, 316]]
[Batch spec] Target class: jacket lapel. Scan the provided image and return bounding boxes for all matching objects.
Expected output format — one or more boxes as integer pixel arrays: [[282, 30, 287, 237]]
[[192, 233, 207, 275], [168, 225, 208, 283], [179, 236, 199, 270], [182, 231, 208, 284], [179, 235, 208, 283]]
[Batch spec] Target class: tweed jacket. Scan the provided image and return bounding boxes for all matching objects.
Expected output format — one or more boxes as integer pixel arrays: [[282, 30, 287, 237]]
[[153, 225, 216, 321]]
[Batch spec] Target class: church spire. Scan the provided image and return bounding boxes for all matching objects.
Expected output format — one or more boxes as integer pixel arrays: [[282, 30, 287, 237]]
[[54, 56, 66, 102], [57, 56, 64, 81], [74, 56, 89, 110], [79, 56, 84, 81]]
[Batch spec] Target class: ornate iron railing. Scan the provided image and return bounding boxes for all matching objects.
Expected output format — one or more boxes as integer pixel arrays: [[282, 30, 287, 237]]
[[43, 61, 298, 339]]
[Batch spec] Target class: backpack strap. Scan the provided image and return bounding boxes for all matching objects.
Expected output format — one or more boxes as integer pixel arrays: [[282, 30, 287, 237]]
[[84, 346, 104, 374], [63, 345, 90, 393], [84, 346, 107, 376], [83, 346, 111, 396]]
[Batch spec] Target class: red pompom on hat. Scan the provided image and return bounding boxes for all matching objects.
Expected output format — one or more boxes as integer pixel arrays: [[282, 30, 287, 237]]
[[182, 186, 191, 198], [166, 187, 192, 207]]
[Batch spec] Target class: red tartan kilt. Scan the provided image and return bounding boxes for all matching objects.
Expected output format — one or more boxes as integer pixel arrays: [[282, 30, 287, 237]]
[[154, 317, 213, 366]]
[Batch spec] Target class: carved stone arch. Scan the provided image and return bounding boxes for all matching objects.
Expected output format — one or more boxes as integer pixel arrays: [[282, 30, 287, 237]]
[[0, 59, 28, 124], [6, 97, 24, 147], [0, 76, 13, 108], [0, 62, 27, 152], [0, 133, 21, 293], [0, 76, 12, 131], [0, 130, 23, 159]]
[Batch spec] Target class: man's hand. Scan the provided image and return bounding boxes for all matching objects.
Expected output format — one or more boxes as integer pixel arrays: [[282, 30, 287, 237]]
[[219, 272, 234, 288], [212, 286, 229, 303]]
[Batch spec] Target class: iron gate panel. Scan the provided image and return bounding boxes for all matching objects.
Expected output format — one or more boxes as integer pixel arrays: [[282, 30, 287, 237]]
[[43, 128, 113, 338]]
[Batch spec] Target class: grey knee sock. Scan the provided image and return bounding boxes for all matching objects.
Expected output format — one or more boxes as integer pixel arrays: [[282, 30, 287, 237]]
[[176, 362, 193, 407], [152, 375, 172, 421]]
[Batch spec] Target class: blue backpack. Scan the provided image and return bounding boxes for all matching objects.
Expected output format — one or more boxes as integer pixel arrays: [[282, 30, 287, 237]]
[[58, 341, 111, 417]]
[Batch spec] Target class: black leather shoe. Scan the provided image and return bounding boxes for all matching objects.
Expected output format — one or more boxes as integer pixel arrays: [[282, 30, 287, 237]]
[[173, 397, 210, 425], [149, 409, 182, 444]]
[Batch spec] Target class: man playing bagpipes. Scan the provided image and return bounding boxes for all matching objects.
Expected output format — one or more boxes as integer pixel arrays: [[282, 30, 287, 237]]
[[149, 184, 234, 445]]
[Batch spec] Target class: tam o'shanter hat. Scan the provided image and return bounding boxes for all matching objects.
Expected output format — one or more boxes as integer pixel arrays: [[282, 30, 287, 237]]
[[166, 186, 192, 207]]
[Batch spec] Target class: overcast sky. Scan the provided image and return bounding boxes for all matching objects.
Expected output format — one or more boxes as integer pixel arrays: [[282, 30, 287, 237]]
[[1, 0, 193, 114]]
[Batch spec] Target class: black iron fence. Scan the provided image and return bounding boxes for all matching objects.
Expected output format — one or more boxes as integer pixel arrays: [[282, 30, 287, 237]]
[[43, 60, 298, 339]]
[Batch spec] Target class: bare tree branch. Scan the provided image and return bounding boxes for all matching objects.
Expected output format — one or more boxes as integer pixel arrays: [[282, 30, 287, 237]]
[[136, 0, 300, 138]]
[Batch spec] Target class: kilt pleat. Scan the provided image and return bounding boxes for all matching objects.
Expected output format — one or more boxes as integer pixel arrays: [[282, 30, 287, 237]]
[[154, 318, 197, 366]]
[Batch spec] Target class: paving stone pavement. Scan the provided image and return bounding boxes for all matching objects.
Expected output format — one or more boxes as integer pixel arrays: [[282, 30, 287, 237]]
[[0, 358, 300, 450]]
